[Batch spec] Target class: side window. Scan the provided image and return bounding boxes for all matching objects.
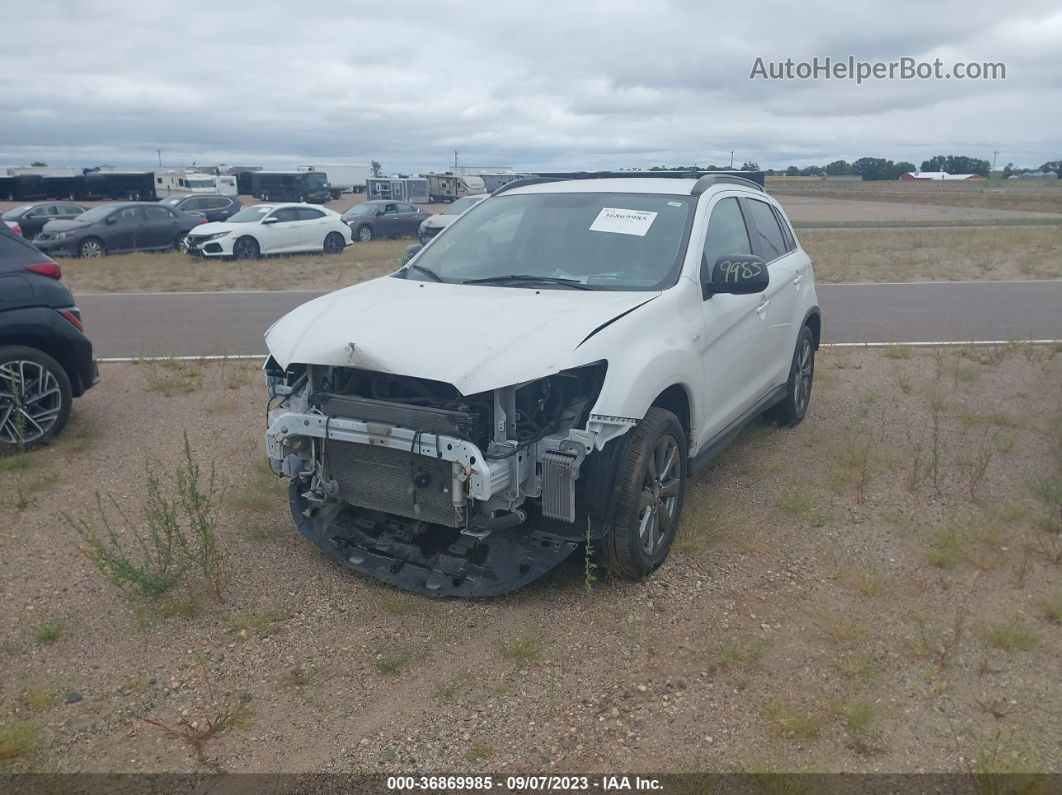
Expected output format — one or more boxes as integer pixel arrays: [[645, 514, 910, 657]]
[[744, 200, 787, 262], [383, 203, 398, 215], [270, 208, 299, 222], [206, 198, 229, 210], [143, 206, 175, 221], [772, 205, 796, 252], [296, 208, 325, 221], [181, 198, 204, 211], [114, 207, 143, 223], [28, 206, 51, 218], [701, 197, 752, 270], [398, 203, 416, 213]]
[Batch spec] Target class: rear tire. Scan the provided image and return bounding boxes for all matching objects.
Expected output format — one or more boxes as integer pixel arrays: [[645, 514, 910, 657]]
[[765, 325, 816, 426], [600, 407, 687, 580], [232, 236, 260, 260], [323, 232, 344, 254], [175, 232, 188, 253], [0, 345, 73, 453]]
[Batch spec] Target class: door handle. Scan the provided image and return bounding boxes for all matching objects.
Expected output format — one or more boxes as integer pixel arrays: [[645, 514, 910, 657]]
[[793, 270, 803, 286], [756, 298, 771, 314]]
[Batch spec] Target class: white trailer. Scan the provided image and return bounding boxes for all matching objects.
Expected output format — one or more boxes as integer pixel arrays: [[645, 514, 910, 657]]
[[297, 164, 370, 196], [154, 170, 219, 195]]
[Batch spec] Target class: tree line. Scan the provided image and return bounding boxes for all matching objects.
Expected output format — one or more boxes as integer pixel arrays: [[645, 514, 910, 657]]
[[652, 154, 1059, 180]]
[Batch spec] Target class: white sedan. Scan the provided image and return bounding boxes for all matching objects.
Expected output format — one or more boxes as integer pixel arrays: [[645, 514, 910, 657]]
[[185, 203, 352, 259]]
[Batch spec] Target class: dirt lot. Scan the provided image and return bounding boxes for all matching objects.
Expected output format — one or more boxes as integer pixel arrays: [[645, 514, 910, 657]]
[[1, 346, 1060, 775]]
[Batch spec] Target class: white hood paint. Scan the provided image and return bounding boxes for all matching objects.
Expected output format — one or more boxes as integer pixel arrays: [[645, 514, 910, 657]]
[[265, 276, 659, 394]]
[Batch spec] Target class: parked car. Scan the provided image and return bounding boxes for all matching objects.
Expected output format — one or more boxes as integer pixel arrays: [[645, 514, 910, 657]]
[[2, 202, 87, 240], [341, 200, 431, 242], [184, 203, 351, 259], [417, 193, 487, 243], [159, 193, 242, 223], [0, 224, 98, 452], [261, 173, 821, 596], [34, 202, 206, 258]]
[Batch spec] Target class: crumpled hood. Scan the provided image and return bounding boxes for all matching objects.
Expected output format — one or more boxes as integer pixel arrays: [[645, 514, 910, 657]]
[[265, 276, 658, 394]]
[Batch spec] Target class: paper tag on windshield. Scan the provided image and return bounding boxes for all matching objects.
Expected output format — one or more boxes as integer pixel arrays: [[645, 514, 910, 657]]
[[589, 207, 657, 236]]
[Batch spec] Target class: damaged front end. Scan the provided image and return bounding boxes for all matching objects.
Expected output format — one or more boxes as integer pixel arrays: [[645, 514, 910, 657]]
[[264, 358, 634, 596]]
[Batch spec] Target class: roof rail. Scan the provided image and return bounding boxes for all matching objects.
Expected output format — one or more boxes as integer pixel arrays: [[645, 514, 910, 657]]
[[490, 170, 765, 196], [490, 176, 562, 196]]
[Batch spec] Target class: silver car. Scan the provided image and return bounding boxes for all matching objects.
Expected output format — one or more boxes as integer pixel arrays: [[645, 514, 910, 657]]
[[417, 194, 487, 243]]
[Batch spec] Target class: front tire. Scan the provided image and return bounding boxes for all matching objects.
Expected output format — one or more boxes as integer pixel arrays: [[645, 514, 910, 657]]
[[600, 407, 687, 579], [0, 346, 73, 453], [356, 225, 373, 243], [79, 237, 105, 258], [323, 231, 344, 254], [232, 236, 260, 260], [765, 325, 815, 426]]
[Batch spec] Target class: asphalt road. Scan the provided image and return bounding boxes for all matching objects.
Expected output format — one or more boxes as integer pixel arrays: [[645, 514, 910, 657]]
[[78, 281, 1062, 359]]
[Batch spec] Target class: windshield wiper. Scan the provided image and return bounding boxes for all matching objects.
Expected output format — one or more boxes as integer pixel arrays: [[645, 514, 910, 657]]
[[405, 263, 444, 282], [461, 274, 590, 290]]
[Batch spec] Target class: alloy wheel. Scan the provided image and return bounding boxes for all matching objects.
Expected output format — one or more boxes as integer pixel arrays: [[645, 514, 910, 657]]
[[637, 434, 681, 556], [80, 239, 103, 258], [794, 336, 814, 415], [0, 360, 63, 446], [358, 226, 373, 242]]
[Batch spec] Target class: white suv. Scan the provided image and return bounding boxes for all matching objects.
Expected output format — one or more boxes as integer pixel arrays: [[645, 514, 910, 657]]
[[263, 173, 821, 596]]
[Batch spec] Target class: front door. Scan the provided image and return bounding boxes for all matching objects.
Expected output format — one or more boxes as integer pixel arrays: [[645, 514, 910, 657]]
[[103, 206, 145, 252], [695, 195, 774, 447], [261, 207, 302, 253]]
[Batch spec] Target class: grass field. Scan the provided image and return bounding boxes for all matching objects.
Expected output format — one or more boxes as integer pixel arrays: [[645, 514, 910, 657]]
[[768, 178, 1062, 216], [1, 345, 1060, 774], [56, 223, 1062, 294]]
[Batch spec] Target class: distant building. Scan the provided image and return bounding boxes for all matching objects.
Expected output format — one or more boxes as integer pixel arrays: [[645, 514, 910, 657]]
[[899, 171, 986, 181], [1008, 170, 1058, 180]]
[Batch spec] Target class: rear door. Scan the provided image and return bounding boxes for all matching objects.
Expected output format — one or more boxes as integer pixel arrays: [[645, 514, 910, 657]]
[[741, 197, 801, 387], [141, 205, 182, 249], [395, 203, 422, 236], [294, 207, 329, 250]]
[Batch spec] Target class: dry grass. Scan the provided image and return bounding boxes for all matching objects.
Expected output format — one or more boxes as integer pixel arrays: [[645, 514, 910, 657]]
[[800, 226, 1062, 282], [61, 240, 411, 294]]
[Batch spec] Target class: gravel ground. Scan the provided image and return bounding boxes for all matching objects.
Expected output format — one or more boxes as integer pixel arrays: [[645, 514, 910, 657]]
[[1, 347, 1060, 775]]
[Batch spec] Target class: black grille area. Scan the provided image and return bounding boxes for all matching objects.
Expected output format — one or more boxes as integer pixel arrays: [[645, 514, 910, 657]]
[[316, 393, 480, 438], [325, 441, 463, 527]]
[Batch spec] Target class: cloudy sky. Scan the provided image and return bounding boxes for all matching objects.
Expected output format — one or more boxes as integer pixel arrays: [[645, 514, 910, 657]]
[[2, 1, 1060, 173]]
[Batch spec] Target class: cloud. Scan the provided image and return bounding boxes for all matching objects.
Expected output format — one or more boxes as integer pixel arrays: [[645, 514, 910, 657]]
[[1, 0, 1059, 171]]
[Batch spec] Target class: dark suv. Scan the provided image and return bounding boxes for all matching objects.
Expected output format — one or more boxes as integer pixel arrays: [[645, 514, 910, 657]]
[[0, 225, 98, 451], [159, 193, 242, 223]]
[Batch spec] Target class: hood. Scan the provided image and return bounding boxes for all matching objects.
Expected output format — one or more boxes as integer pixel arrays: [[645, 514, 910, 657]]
[[41, 219, 89, 234], [265, 276, 658, 394], [421, 215, 457, 230], [189, 220, 239, 236]]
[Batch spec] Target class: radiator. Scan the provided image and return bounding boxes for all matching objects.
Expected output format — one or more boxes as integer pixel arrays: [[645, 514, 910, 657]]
[[325, 440, 464, 527]]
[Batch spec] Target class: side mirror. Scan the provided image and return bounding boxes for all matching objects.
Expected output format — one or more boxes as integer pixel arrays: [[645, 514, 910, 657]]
[[262, 216, 279, 224], [704, 254, 768, 297], [402, 243, 423, 265], [104, 215, 117, 225]]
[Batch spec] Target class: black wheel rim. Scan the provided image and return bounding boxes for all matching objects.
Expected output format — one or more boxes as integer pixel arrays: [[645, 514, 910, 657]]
[[234, 239, 255, 259], [0, 360, 63, 445], [795, 337, 813, 414], [637, 434, 681, 556], [325, 234, 340, 253]]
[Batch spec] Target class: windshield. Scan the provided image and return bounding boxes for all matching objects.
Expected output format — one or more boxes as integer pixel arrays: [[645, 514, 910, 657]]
[[2, 205, 33, 219], [77, 206, 120, 223], [342, 203, 377, 218], [407, 192, 694, 290], [227, 206, 273, 223], [441, 196, 482, 216], [304, 173, 327, 187]]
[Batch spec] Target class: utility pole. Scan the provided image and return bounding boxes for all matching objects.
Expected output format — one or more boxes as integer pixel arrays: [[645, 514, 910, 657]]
[[992, 150, 999, 174], [729, 150, 734, 168], [157, 149, 162, 167], [454, 150, 458, 172]]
